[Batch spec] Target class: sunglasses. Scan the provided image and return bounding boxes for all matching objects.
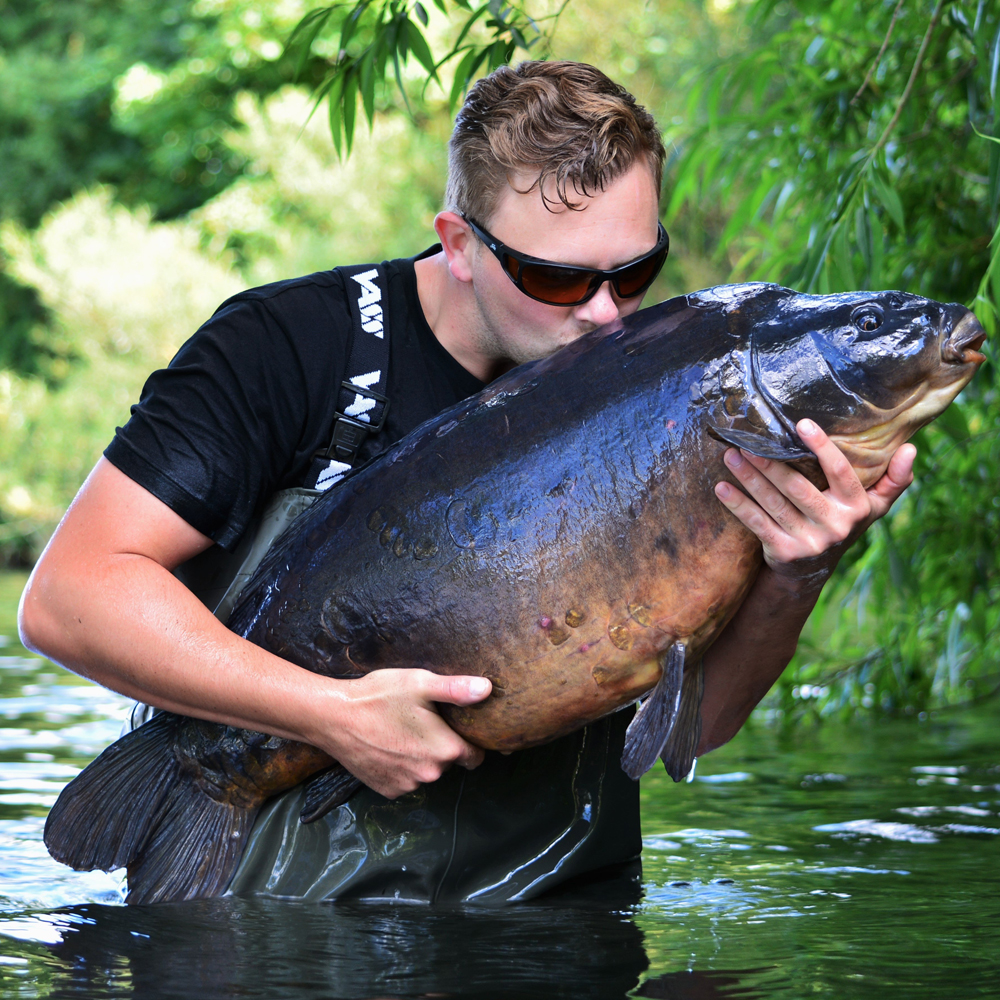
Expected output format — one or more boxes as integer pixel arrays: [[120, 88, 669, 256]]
[[463, 216, 669, 307]]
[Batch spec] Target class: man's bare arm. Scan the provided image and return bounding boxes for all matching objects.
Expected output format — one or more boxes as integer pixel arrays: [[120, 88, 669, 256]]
[[18, 458, 491, 798], [698, 421, 917, 753]]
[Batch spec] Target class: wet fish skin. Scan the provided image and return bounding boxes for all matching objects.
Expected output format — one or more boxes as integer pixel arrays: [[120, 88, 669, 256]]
[[43, 283, 985, 902], [234, 283, 982, 749]]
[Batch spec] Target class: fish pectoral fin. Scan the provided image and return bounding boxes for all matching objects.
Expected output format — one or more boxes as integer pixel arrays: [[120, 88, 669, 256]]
[[660, 660, 704, 782], [708, 425, 812, 461], [300, 764, 363, 823], [620, 641, 685, 780]]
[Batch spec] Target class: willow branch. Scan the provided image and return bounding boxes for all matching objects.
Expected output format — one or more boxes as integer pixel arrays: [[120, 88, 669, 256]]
[[871, 0, 945, 156], [851, 0, 905, 106]]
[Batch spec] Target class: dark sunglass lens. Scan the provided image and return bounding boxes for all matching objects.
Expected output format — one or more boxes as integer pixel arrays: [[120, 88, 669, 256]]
[[519, 264, 596, 304], [615, 249, 668, 297]]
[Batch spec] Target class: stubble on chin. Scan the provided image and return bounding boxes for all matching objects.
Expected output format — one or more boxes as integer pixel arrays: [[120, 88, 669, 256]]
[[470, 269, 597, 367]]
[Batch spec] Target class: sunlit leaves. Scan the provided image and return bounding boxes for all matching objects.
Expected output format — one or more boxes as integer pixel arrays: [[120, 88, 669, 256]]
[[667, 0, 996, 298], [285, 0, 553, 154]]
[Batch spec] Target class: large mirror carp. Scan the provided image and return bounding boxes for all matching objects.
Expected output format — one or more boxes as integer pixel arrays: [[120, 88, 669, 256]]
[[44, 283, 985, 903]]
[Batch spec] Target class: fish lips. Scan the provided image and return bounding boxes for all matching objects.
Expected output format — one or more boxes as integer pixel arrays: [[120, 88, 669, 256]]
[[942, 310, 987, 366]]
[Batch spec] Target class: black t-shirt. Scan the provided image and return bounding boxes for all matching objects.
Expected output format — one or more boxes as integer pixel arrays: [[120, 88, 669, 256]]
[[105, 247, 484, 550]]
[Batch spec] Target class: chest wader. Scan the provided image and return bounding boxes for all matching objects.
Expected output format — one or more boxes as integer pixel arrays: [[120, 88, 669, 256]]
[[127, 263, 641, 904]]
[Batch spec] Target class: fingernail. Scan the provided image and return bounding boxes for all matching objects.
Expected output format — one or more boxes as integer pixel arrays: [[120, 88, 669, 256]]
[[715, 482, 732, 500], [725, 450, 743, 468], [469, 677, 491, 697], [799, 419, 817, 435]]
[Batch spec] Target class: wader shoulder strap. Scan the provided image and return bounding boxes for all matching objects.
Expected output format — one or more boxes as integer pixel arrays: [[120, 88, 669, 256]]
[[147, 262, 395, 735], [303, 262, 391, 492], [173, 260, 393, 633]]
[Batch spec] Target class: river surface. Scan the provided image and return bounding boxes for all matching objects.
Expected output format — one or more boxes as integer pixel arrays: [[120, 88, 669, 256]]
[[0, 569, 997, 998]]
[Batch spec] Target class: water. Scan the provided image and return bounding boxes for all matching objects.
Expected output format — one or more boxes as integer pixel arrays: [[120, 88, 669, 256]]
[[0, 569, 997, 998]]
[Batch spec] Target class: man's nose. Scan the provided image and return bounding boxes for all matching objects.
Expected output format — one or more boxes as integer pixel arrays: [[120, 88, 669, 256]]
[[574, 282, 620, 327]]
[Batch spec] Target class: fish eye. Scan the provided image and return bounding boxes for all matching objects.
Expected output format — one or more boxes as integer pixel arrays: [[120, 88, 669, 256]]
[[851, 304, 884, 334]]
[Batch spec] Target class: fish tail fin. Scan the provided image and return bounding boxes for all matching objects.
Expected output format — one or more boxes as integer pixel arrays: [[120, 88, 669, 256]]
[[44, 712, 183, 874], [300, 765, 363, 824], [125, 782, 257, 904], [620, 641, 685, 780], [660, 659, 704, 782], [44, 713, 261, 904]]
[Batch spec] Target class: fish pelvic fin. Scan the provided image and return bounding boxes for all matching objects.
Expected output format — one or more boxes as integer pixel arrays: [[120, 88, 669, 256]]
[[300, 765, 363, 824], [660, 659, 704, 782], [620, 641, 685, 780], [44, 713, 263, 905]]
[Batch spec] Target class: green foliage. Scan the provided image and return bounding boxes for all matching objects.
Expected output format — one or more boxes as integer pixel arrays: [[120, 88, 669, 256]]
[[667, 0, 1000, 719], [666, 0, 997, 299], [0, 0, 368, 226], [285, 0, 563, 153], [0, 0, 339, 376]]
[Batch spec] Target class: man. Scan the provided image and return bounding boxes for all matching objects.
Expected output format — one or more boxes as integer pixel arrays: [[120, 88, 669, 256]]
[[19, 61, 914, 901]]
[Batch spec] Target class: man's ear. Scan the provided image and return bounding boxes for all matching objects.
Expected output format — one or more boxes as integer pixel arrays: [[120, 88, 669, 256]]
[[434, 211, 475, 283]]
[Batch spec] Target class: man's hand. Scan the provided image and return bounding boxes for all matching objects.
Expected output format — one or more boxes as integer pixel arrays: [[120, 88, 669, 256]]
[[713, 418, 916, 584], [309, 669, 492, 800]]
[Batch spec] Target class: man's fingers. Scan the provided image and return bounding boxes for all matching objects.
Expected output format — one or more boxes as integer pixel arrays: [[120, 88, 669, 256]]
[[796, 419, 865, 505], [421, 671, 492, 706], [715, 481, 785, 550], [866, 443, 916, 518], [727, 449, 827, 532], [886, 442, 917, 486], [455, 742, 487, 770], [415, 674, 490, 770]]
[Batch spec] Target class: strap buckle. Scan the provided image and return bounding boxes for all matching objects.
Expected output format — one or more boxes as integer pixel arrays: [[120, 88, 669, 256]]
[[324, 381, 391, 463]]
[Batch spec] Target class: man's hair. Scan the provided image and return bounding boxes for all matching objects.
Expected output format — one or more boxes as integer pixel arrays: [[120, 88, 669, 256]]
[[445, 60, 665, 225]]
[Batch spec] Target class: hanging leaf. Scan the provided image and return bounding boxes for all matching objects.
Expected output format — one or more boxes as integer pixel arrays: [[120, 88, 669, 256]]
[[448, 46, 480, 108], [867, 171, 905, 233], [406, 18, 438, 79], [342, 70, 359, 154], [360, 51, 376, 125], [286, 7, 335, 81], [990, 21, 1000, 101], [326, 72, 347, 156], [867, 206, 884, 289]]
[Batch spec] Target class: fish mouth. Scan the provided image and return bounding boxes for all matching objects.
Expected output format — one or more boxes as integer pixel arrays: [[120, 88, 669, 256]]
[[942, 312, 987, 365]]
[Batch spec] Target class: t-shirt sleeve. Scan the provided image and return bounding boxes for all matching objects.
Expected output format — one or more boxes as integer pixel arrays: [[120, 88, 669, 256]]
[[104, 280, 347, 550]]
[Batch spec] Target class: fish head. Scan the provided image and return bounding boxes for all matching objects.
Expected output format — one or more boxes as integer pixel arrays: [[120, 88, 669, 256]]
[[750, 289, 986, 486]]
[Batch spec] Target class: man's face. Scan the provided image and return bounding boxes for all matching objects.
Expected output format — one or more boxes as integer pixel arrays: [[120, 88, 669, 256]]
[[467, 161, 661, 368]]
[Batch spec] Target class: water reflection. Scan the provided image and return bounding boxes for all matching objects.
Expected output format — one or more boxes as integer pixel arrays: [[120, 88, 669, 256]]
[[636, 969, 770, 999], [43, 882, 648, 1000]]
